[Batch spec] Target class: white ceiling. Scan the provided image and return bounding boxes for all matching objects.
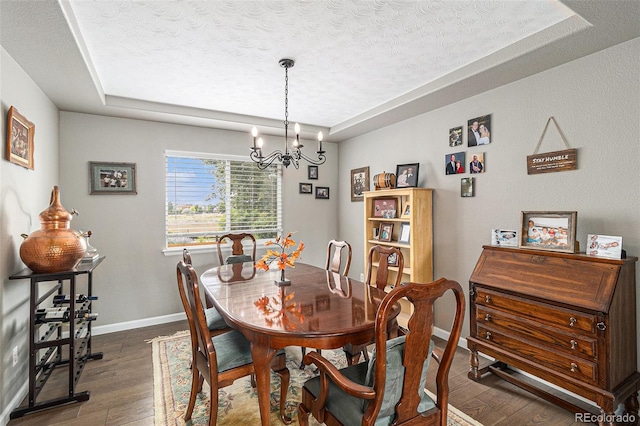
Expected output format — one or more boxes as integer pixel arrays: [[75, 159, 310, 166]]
[[1, 1, 639, 142]]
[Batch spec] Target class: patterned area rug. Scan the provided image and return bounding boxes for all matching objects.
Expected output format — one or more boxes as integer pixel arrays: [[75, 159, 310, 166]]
[[151, 331, 483, 425]]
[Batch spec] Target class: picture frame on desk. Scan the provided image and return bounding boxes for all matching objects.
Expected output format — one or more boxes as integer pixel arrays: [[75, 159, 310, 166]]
[[398, 223, 411, 244], [519, 211, 577, 253]]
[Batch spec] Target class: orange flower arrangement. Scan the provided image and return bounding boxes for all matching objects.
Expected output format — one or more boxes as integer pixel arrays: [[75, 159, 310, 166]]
[[255, 231, 305, 272]]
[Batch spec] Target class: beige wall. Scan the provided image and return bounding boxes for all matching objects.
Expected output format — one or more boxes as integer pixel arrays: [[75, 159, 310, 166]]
[[0, 47, 61, 422], [58, 112, 338, 328], [337, 38, 640, 352]]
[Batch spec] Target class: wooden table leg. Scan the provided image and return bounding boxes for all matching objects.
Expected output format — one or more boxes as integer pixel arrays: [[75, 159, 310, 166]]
[[250, 339, 277, 426]]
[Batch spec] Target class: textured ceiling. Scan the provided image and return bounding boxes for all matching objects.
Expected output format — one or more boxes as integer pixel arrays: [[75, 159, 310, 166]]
[[66, 0, 571, 128], [1, 1, 639, 141]]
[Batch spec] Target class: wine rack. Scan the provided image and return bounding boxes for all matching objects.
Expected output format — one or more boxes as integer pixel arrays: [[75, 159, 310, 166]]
[[9, 256, 105, 418]]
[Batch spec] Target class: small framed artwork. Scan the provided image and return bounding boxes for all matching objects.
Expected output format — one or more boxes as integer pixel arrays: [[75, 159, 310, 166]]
[[378, 222, 394, 242], [586, 234, 623, 259], [491, 229, 519, 247], [449, 126, 463, 147], [470, 152, 485, 174], [402, 202, 411, 217], [445, 152, 465, 175], [373, 198, 397, 218], [315, 186, 329, 199], [461, 177, 474, 197], [89, 161, 137, 194], [468, 114, 492, 147], [520, 211, 577, 253], [387, 252, 399, 267], [351, 166, 370, 202], [299, 183, 312, 194], [308, 165, 318, 180], [6, 106, 35, 170], [395, 163, 419, 188], [398, 222, 411, 244]]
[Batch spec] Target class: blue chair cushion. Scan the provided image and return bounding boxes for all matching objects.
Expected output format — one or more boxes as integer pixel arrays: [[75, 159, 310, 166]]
[[364, 335, 436, 423], [226, 254, 252, 264], [211, 330, 254, 373], [204, 306, 228, 330], [302, 362, 369, 426]]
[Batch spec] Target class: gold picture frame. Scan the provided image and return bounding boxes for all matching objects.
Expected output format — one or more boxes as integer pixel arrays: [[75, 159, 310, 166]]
[[6, 106, 35, 170]]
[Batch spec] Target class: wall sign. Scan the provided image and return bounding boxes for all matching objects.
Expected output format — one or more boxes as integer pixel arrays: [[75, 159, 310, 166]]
[[527, 116, 577, 175]]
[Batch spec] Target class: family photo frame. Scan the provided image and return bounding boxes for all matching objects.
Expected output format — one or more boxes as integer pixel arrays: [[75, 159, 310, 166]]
[[299, 183, 312, 194], [520, 211, 577, 253], [6, 106, 35, 170], [315, 186, 329, 199], [373, 198, 397, 218], [395, 163, 419, 188], [89, 161, 137, 194], [379, 222, 393, 242]]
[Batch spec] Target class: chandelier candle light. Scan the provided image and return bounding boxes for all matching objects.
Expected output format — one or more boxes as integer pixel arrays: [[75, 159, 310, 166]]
[[255, 231, 304, 286], [250, 59, 326, 169]]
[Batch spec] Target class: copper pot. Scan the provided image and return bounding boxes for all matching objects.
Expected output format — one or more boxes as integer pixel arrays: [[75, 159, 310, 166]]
[[20, 186, 87, 273]]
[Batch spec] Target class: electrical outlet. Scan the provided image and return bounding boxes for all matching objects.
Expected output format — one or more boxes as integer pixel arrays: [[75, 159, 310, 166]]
[[12, 346, 18, 367], [360, 273, 364, 282]]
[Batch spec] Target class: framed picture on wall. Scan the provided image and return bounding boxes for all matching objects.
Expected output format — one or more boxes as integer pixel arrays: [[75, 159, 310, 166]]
[[350, 166, 370, 202], [89, 161, 137, 194], [6, 106, 35, 170], [299, 183, 312, 194], [449, 126, 463, 147], [315, 186, 329, 199], [468, 114, 492, 147], [308, 165, 318, 180]]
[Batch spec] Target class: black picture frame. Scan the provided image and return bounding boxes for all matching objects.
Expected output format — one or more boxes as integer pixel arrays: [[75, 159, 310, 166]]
[[308, 165, 318, 180], [315, 186, 329, 199], [395, 163, 419, 188], [299, 183, 312, 194]]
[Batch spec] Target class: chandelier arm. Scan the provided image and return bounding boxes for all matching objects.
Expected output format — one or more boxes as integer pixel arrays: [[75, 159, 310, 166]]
[[295, 148, 327, 166]]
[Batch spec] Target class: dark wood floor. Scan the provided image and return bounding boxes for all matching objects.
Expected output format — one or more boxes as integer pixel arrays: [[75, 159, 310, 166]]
[[7, 320, 587, 425]]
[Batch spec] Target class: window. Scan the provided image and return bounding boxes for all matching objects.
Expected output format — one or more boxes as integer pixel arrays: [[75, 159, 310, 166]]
[[165, 151, 282, 248]]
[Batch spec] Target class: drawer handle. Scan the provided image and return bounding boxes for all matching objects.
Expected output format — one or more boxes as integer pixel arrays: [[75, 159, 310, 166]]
[[597, 322, 607, 331], [570, 362, 578, 373], [569, 317, 577, 327], [485, 331, 492, 340], [570, 340, 577, 350], [485, 295, 491, 303], [484, 313, 491, 322]]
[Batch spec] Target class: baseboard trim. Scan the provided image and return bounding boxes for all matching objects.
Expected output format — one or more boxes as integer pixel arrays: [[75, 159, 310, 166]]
[[91, 312, 186, 336]]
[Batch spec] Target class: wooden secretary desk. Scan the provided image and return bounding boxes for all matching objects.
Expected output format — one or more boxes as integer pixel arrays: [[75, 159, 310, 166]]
[[468, 246, 639, 423]]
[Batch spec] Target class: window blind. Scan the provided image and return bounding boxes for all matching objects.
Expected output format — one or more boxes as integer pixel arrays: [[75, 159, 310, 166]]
[[165, 151, 282, 247]]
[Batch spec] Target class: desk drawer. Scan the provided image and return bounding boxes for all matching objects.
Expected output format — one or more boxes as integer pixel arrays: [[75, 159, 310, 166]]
[[476, 306, 596, 359], [474, 287, 597, 335], [477, 325, 598, 385]]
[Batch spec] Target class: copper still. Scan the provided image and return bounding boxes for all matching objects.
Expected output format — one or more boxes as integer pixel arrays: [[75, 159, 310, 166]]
[[20, 186, 87, 273]]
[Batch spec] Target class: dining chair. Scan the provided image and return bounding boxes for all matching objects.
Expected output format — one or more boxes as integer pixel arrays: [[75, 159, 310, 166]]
[[299, 240, 352, 369], [216, 232, 256, 265], [298, 278, 465, 426], [176, 260, 291, 425], [183, 249, 228, 333], [343, 244, 404, 366]]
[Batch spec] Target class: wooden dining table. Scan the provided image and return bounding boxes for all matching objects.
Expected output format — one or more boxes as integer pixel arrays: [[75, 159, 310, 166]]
[[200, 261, 399, 426]]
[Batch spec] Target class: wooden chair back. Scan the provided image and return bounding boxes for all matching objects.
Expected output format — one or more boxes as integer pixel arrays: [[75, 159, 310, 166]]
[[370, 278, 465, 425], [216, 233, 256, 265], [325, 240, 352, 275], [365, 245, 404, 290], [183, 248, 193, 265], [299, 278, 465, 426]]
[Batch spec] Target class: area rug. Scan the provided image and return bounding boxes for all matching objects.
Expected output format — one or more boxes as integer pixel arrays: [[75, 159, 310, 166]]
[[152, 331, 483, 426]]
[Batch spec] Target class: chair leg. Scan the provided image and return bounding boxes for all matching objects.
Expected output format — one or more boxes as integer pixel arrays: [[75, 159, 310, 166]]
[[274, 366, 292, 424], [250, 373, 256, 388], [300, 346, 307, 369], [185, 362, 200, 421], [297, 401, 310, 426], [209, 378, 219, 426]]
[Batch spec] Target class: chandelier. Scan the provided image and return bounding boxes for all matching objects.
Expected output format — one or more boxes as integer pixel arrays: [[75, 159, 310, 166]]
[[250, 59, 326, 169]]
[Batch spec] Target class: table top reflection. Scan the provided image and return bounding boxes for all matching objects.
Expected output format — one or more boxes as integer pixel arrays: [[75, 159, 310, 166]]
[[200, 262, 397, 349]]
